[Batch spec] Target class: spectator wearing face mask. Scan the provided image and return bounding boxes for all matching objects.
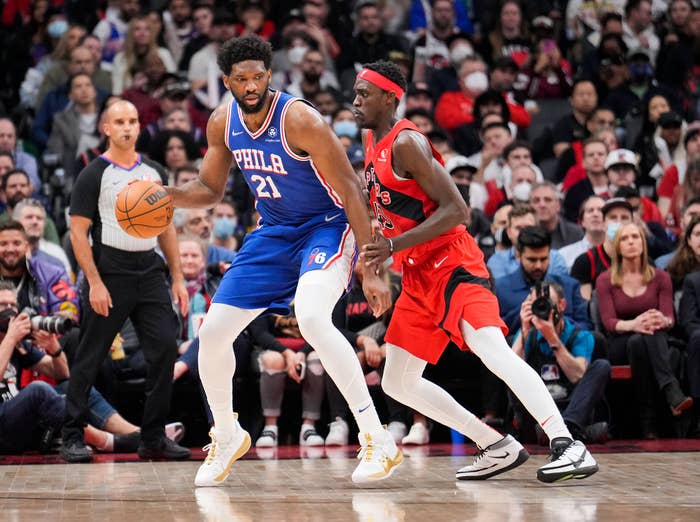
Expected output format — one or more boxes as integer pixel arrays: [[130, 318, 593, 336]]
[[330, 107, 359, 150], [211, 199, 245, 254]]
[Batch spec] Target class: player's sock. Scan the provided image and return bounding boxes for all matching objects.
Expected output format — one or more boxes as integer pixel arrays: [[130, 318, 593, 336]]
[[462, 321, 573, 442], [198, 304, 263, 440], [383, 343, 503, 448], [295, 270, 383, 434]]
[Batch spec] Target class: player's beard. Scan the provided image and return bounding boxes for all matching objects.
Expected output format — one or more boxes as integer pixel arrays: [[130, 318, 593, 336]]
[[237, 88, 269, 114]]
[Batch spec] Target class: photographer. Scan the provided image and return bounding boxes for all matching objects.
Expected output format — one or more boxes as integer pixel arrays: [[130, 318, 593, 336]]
[[0, 281, 68, 453], [495, 225, 591, 334], [512, 281, 611, 444]]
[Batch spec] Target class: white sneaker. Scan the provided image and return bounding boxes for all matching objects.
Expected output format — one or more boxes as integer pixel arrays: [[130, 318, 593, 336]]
[[255, 426, 278, 447], [456, 435, 530, 480], [194, 415, 251, 487], [537, 438, 599, 483], [401, 422, 429, 445], [386, 421, 407, 443], [351, 427, 403, 483], [300, 424, 324, 446], [325, 417, 349, 446]]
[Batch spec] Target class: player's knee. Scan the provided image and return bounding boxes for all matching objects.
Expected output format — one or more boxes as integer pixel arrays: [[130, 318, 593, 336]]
[[259, 351, 286, 372], [381, 371, 403, 400], [295, 310, 329, 343]]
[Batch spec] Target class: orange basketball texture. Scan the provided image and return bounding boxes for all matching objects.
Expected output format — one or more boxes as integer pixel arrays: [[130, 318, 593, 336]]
[[115, 181, 173, 238]]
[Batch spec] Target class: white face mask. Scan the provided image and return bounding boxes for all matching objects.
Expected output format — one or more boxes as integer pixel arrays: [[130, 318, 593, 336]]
[[450, 44, 473, 65], [464, 70, 488, 94], [288, 45, 308, 66], [511, 182, 532, 202]]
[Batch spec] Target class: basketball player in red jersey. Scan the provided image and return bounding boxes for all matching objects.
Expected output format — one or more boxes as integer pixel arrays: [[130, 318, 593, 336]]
[[353, 61, 599, 483]]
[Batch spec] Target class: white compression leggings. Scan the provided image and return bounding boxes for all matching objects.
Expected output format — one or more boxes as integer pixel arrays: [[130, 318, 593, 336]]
[[382, 320, 570, 447], [198, 268, 380, 437]]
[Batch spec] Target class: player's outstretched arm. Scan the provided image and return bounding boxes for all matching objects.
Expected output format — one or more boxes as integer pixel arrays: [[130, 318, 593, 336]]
[[362, 130, 469, 268], [164, 104, 233, 209], [285, 101, 391, 316]]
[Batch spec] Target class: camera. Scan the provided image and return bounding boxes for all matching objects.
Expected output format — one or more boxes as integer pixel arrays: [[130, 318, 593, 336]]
[[20, 307, 73, 335], [531, 282, 556, 321]]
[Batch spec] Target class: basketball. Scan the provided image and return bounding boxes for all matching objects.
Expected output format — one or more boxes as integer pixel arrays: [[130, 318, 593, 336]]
[[115, 180, 173, 238]]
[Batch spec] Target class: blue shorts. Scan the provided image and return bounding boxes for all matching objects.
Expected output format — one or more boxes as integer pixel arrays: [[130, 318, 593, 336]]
[[212, 213, 356, 315]]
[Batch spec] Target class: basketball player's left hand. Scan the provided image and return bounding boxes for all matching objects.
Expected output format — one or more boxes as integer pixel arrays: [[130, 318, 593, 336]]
[[171, 280, 189, 317], [361, 273, 392, 318]]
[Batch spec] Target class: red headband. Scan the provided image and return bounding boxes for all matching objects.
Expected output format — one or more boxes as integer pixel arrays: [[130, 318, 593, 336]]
[[358, 68, 404, 100]]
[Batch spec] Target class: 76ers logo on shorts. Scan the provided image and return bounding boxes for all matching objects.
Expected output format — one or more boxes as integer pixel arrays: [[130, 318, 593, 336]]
[[307, 248, 327, 266]]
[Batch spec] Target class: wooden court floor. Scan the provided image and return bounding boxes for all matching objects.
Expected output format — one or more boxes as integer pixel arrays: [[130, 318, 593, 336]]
[[1, 446, 699, 521]]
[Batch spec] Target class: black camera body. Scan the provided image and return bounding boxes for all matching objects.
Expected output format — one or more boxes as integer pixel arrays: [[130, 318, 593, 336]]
[[21, 307, 73, 335], [531, 282, 559, 323]]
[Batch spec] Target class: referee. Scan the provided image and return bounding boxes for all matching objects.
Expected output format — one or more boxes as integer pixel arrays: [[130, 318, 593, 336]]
[[61, 100, 190, 462]]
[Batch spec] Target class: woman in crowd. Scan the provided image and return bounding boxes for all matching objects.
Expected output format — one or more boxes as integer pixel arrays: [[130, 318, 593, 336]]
[[597, 222, 692, 438], [666, 215, 700, 290], [111, 14, 176, 95], [480, 0, 531, 67], [147, 129, 201, 184]]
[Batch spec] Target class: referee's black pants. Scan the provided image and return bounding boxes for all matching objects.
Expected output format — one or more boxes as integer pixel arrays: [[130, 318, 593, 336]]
[[63, 246, 179, 445]]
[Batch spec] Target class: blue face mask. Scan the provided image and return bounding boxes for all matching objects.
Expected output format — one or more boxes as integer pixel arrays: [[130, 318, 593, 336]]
[[213, 217, 236, 239], [333, 120, 358, 139], [606, 221, 621, 242], [47, 20, 69, 39]]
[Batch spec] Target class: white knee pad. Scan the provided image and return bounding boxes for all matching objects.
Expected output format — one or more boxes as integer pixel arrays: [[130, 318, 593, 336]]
[[295, 269, 345, 343]]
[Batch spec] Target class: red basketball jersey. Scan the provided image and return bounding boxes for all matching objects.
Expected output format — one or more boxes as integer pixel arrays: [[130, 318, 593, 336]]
[[364, 119, 485, 273]]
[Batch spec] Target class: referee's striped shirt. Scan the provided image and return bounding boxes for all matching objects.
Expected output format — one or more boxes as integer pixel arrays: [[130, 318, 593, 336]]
[[70, 155, 168, 252]]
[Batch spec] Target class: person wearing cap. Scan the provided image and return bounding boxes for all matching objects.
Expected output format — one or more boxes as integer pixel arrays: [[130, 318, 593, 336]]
[[622, 0, 660, 63], [657, 121, 700, 223], [571, 198, 633, 300], [606, 148, 663, 224], [615, 185, 675, 259]]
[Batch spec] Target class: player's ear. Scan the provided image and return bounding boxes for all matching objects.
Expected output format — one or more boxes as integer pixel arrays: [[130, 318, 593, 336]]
[[222, 75, 231, 91]]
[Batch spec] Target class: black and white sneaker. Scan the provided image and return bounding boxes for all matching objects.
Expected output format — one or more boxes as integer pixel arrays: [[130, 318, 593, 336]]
[[456, 435, 530, 480], [537, 438, 599, 483]]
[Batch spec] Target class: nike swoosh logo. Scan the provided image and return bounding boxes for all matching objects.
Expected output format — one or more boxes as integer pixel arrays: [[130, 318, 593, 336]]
[[489, 451, 511, 460], [358, 404, 371, 413], [325, 213, 342, 222], [434, 256, 449, 268], [231, 130, 244, 136]]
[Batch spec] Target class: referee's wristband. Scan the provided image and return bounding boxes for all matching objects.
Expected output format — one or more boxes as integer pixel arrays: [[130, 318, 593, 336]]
[[50, 347, 63, 358]]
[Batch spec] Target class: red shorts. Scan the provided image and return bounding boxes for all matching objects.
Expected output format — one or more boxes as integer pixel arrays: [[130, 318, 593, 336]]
[[385, 232, 507, 364]]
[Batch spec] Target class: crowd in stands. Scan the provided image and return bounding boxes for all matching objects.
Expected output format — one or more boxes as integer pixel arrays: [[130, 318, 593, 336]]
[[1, 0, 699, 454]]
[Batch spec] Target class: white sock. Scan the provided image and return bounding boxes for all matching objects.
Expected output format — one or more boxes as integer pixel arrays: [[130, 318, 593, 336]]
[[462, 321, 572, 442], [383, 343, 503, 448], [295, 269, 383, 435], [198, 304, 263, 441]]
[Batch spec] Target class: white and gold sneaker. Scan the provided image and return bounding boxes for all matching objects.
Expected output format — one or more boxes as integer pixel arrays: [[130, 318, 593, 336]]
[[194, 414, 251, 487], [351, 427, 403, 483]]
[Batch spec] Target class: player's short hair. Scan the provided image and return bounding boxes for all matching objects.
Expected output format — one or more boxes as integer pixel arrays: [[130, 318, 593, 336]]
[[217, 35, 272, 76], [517, 225, 551, 253], [362, 60, 408, 94]]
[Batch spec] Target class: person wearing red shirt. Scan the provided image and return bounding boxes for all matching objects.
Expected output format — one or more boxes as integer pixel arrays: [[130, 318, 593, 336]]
[[353, 60, 598, 484]]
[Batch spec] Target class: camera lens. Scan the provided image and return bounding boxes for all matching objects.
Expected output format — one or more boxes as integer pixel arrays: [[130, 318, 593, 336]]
[[531, 296, 553, 320], [30, 315, 73, 334]]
